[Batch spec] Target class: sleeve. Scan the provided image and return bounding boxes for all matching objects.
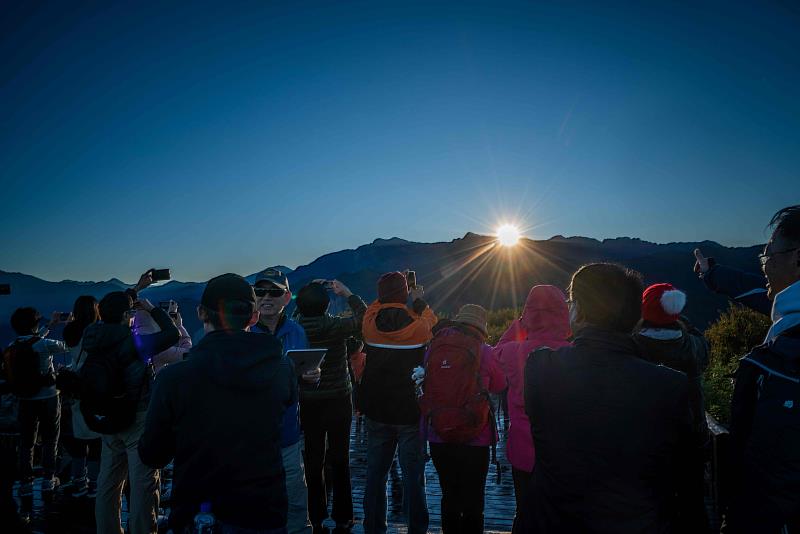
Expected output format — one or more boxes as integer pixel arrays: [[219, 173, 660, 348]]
[[133, 308, 181, 360], [728, 359, 760, 468], [409, 306, 438, 343], [138, 371, 176, 468], [702, 264, 771, 315], [481, 344, 506, 393], [330, 295, 367, 337]]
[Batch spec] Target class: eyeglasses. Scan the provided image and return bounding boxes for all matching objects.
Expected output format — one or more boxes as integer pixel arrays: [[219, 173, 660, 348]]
[[758, 247, 799, 267], [254, 287, 287, 298]]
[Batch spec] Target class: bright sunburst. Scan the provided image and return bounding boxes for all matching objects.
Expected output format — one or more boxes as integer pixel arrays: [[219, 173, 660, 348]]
[[496, 224, 521, 247]]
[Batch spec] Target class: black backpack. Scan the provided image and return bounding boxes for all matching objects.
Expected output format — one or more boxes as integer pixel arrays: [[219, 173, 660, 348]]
[[2, 337, 53, 397], [79, 336, 138, 434]]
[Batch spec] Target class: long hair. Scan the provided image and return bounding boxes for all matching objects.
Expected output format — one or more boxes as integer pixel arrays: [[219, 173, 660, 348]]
[[63, 295, 100, 347]]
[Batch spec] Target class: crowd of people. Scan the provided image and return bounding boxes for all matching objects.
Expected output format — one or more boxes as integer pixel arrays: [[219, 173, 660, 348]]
[[1, 204, 798, 534]]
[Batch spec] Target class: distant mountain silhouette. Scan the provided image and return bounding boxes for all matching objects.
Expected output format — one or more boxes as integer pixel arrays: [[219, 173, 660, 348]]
[[0, 235, 764, 345]]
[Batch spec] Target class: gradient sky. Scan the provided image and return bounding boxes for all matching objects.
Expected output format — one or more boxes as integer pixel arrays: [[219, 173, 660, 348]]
[[2, 1, 798, 283]]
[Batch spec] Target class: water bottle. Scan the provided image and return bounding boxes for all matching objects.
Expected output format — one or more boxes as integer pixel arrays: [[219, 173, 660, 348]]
[[193, 502, 215, 533]]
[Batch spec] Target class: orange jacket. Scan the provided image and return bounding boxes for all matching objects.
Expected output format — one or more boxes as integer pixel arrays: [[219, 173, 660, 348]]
[[362, 301, 438, 347]]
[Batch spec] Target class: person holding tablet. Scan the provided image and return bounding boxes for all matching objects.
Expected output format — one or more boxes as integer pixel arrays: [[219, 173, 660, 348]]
[[295, 280, 366, 533]]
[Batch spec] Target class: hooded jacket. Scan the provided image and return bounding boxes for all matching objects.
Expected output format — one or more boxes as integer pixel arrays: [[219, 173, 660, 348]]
[[634, 321, 710, 441], [295, 294, 366, 401], [81, 307, 178, 414], [138, 329, 296, 531], [492, 285, 571, 472], [361, 299, 438, 425], [727, 295, 800, 531]]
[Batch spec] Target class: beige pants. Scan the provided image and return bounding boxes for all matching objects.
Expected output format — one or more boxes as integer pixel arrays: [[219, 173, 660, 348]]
[[95, 411, 160, 534]]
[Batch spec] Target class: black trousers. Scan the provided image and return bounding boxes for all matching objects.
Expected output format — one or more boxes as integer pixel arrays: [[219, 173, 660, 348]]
[[18, 395, 60, 480], [429, 442, 489, 534], [512, 467, 532, 533], [300, 394, 353, 525]]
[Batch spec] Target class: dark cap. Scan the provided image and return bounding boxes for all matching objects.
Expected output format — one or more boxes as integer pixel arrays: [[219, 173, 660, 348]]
[[255, 268, 289, 291], [201, 273, 256, 312]]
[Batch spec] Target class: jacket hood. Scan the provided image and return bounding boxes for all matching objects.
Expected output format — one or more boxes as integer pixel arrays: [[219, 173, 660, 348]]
[[519, 285, 571, 342], [82, 322, 131, 354], [191, 330, 285, 391], [767, 279, 800, 342]]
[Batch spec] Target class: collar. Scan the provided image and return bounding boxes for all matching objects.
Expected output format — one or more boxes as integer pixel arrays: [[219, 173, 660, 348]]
[[572, 325, 640, 356]]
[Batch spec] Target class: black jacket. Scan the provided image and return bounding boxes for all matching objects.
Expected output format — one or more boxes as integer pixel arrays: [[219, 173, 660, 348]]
[[726, 323, 800, 532], [138, 329, 297, 531], [81, 307, 178, 414], [634, 321, 710, 441], [361, 299, 435, 425], [521, 326, 698, 534], [295, 294, 366, 401]]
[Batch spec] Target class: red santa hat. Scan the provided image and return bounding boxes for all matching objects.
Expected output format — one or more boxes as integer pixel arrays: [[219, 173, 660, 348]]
[[641, 283, 686, 326]]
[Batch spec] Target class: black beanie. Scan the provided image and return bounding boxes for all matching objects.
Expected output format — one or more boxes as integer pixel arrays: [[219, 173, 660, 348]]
[[296, 283, 330, 317]]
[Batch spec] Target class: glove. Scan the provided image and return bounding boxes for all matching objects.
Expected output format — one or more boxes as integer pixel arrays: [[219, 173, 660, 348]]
[[411, 366, 425, 386]]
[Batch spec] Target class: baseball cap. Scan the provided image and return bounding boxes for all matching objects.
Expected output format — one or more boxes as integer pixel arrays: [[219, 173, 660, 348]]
[[254, 269, 289, 291]]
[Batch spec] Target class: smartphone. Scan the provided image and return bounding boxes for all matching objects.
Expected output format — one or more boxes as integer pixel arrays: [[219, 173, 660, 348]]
[[0, 284, 10, 295], [59, 312, 71, 321], [406, 270, 417, 289], [150, 268, 171, 282]]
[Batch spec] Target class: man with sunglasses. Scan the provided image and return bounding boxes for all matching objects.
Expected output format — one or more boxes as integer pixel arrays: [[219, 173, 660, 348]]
[[251, 269, 315, 534], [713, 205, 800, 533]]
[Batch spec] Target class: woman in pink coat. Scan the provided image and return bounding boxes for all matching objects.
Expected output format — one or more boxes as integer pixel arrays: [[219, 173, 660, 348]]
[[492, 284, 571, 529]]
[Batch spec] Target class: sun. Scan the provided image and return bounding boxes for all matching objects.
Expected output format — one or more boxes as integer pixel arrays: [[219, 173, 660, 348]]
[[496, 224, 521, 247]]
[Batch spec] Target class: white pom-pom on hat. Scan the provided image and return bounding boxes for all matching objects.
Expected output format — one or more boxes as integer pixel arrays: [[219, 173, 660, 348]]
[[660, 289, 686, 315]]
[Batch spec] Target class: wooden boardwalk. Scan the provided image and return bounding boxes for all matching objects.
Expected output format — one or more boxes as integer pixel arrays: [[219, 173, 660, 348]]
[[13, 412, 517, 533], [339, 415, 515, 533]]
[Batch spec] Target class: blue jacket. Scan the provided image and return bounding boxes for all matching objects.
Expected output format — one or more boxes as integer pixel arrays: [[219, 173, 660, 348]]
[[701, 264, 771, 316], [251, 314, 307, 448]]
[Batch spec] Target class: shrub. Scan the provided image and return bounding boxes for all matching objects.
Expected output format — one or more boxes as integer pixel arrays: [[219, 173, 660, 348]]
[[703, 303, 770, 425]]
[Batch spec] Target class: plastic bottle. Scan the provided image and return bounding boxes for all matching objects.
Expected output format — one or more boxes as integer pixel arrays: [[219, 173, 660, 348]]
[[193, 502, 215, 533]]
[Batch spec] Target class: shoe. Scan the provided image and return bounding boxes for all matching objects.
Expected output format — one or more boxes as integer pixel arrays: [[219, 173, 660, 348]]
[[87, 484, 97, 499], [41, 476, 60, 493]]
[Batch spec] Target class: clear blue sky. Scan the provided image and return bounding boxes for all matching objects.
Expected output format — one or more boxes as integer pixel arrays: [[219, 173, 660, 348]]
[[2, 1, 798, 283]]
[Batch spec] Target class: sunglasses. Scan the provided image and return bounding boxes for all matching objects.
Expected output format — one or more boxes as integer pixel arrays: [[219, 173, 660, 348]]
[[254, 287, 287, 298]]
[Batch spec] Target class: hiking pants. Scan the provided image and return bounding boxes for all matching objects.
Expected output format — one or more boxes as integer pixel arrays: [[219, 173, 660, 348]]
[[429, 442, 489, 534], [95, 411, 159, 534], [512, 467, 532, 533], [300, 395, 353, 526], [363, 418, 428, 534], [18, 395, 60, 481], [282, 440, 312, 534]]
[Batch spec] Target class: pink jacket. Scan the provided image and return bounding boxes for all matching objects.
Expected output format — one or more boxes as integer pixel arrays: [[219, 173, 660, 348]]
[[492, 285, 571, 472], [424, 327, 505, 447]]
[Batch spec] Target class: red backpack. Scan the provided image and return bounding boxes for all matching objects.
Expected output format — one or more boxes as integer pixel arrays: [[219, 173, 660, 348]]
[[419, 325, 490, 443]]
